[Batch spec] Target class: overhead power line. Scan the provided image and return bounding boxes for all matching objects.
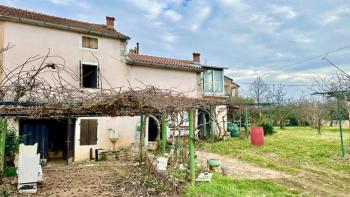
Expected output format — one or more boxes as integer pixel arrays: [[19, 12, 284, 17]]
[[239, 82, 317, 87], [280, 44, 350, 69]]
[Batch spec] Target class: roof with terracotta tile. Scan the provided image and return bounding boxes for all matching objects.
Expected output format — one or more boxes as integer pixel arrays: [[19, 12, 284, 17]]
[[127, 53, 203, 72], [0, 4, 129, 40]]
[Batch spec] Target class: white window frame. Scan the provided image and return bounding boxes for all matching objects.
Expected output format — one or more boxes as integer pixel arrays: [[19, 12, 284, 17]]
[[80, 61, 100, 89], [203, 68, 224, 96], [80, 35, 100, 51]]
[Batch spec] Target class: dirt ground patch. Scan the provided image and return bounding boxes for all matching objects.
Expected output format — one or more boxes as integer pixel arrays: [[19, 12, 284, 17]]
[[1, 156, 177, 196], [196, 151, 288, 180]]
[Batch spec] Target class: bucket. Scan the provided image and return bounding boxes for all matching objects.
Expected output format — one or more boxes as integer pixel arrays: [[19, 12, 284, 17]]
[[156, 157, 168, 171], [250, 127, 264, 146], [227, 122, 239, 137]]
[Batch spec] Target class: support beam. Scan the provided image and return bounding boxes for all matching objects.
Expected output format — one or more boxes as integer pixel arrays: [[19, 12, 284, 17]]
[[161, 113, 168, 156], [336, 98, 345, 157], [188, 110, 195, 184], [0, 118, 7, 175]]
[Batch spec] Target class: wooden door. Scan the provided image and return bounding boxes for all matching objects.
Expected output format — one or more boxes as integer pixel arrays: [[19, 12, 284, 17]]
[[66, 118, 75, 164]]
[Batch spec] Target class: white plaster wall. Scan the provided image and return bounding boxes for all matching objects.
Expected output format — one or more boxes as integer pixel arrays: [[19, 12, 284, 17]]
[[129, 65, 201, 97], [74, 116, 139, 161], [2, 21, 130, 89]]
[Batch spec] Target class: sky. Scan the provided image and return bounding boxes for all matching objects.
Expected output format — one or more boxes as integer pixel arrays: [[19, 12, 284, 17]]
[[1, 0, 350, 97]]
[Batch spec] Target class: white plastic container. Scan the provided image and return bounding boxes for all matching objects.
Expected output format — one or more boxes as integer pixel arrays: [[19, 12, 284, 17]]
[[156, 157, 168, 171]]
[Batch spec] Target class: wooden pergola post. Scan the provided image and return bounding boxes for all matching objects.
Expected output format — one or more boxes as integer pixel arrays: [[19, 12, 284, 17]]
[[210, 107, 216, 142], [336, 98, 345, 157], [161, 113, 168, 156], [202, 112, 207, 138], [0, 118, 7, 175], [139, 114, 145, 162], [244, 105, 249, 139], [188, 110, 195, 184]]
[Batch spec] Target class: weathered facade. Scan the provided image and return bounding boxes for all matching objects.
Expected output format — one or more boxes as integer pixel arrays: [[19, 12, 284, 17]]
[[0, 5, 232, 162]]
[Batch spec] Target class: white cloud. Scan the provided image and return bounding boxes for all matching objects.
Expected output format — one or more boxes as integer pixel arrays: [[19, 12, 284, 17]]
[[49, 0, 90, 10], [230, 34, 250, 44], [319, 4, 350, 25], [189, 4, 211, 31], [1, 0, 19, 6], [295, 34, 314, 44], [161, 32, 177, 44], [164, 10, 182, 22], [271, 5, 297, 19], [248, 13, 280, 31], [322, 15, 339, 25], [128, 0, 166, 19], [219, 0, 249, 11]]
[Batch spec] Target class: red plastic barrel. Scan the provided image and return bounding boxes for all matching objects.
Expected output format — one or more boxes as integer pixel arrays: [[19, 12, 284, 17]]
[[250, 127, 264, 146]]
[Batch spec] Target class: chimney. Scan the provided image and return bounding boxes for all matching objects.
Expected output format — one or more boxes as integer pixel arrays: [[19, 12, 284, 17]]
[[106, 16, 115, 29], [136, 42, 140, 54], [193, 52, 200, 63]]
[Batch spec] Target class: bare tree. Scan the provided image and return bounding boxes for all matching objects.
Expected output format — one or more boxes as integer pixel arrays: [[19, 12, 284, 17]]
[[269, 84, 290, 128], [249, 76, 269, 107]]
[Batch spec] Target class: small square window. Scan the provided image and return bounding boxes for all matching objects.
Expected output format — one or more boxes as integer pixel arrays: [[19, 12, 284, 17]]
[[82, 36, 98, 49], [81, 64, 98, 88]]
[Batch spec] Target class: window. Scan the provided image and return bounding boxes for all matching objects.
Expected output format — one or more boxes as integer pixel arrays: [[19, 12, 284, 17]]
[[80, 119, 97, 145], [81, 64, 98, 88], [204, 69, 213, 92], [203, 69, 224, 94], [82, 36, 98, 49], [213, 70, 223, 92]]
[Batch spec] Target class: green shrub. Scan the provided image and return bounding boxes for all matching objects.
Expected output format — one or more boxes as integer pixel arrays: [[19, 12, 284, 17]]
[[4, 167, 16, 177], [259, 123, 275, 136], [5, 128, 19, 167], [5, 129, 18, 158]]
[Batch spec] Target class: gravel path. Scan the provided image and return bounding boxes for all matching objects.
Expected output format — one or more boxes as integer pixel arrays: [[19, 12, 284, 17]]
[[1, 154, 175, 196], [196, 151, 288, 179]]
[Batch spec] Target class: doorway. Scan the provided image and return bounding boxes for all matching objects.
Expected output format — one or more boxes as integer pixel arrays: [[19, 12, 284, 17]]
[[148, 115, 162, 142], [19, 119, 74, 162], [198, 109, 211, 139]]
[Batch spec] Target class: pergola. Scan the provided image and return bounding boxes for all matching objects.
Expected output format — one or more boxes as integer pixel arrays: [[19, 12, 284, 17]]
[[313, 90, 350, 157], [0, 87, 232, 184]]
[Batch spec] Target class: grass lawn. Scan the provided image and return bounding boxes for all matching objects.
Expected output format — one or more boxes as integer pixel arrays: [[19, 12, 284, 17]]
[[200, 127, 350, 174], [193, 127, 350, 196], [186, 173, 300, 197]]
